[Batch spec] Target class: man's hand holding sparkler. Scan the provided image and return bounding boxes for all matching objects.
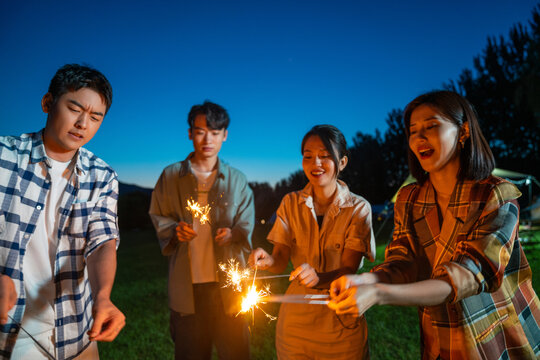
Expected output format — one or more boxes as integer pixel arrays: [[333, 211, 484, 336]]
[[0, 274, 16, 325], [215, 227, 232, 246], [176, 221, 197, 242], [289, 263, 319, 288]]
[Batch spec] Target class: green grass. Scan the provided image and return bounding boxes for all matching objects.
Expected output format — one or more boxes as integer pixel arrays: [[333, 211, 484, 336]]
[[99, 228, 540, 359]]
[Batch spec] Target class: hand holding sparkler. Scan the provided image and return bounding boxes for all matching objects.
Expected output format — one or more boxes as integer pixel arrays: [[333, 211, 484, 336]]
[[176, 221, 197, 242], [248, 248, 274, 270], [0, 275, 16, 325], [215, 227, 232, 246], [289, 263, 319, 288], [327, 273, 380, 316]]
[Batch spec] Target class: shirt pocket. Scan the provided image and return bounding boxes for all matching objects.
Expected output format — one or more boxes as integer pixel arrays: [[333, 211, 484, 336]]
[[214, 196, 238, 227], [323, 233, 345, 270], [68, 201, 96, 239]]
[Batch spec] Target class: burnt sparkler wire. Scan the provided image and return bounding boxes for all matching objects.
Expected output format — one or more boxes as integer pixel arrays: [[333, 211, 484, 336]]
[[8, 315, 57, 360]]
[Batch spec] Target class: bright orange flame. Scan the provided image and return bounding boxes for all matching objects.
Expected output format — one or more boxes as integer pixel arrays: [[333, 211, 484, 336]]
[[186, 199, 211, 224], [238, 284, 276, 321], [219, 259, 251, 292]]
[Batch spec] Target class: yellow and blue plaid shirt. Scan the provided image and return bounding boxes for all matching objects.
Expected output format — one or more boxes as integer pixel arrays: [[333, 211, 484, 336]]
[[373, 176, 540, 359], [0, 131, 119, 359]]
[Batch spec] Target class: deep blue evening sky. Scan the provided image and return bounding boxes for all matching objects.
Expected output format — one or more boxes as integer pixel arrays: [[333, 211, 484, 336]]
[[1, 1, 538, 188]]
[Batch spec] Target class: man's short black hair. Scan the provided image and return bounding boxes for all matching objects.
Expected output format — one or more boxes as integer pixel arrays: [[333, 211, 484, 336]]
[[48, 64, 113, 112], [187, 101, 230, 130]]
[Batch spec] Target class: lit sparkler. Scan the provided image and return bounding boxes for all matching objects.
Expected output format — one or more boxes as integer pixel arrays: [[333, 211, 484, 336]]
[[218, 260, 277, 321], [238, 283, 276, 321], [219, 259, 252, 292], [186, 199, 211, 224]]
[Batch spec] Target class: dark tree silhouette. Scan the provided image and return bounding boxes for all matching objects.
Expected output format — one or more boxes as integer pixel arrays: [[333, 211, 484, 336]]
[[446, 5, 540, 180]]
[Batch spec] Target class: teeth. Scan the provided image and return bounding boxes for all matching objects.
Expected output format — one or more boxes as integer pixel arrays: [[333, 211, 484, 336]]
[[312, 171, 324, 175]]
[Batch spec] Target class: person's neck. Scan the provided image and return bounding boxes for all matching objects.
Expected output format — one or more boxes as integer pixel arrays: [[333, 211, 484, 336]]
[[429, 167, 458, 200], [191, 153, 218, 172], [43, 134, 77, 162], [429, 169, 458, 215], [312, 182, 337, 208]]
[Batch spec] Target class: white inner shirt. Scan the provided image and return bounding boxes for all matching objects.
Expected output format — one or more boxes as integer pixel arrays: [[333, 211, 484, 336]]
[[20, 157, 72, 337], [189, 167, 218, 283]]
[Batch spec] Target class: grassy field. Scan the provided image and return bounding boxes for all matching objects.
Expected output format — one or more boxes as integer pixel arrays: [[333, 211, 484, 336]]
[[100, 227, 540, 359]]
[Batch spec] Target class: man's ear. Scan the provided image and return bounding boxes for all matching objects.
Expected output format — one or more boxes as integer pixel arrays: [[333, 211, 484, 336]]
[[41, 93, 53, 113], [223, 129, 228, 142], [188, 128, 193, 140]]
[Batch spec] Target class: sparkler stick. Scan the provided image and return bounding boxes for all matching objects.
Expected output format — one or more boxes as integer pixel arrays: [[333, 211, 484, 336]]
[[262, 294, 330, 305], [186, 199, 211, 224], [249, 274, 290, 280], [8, 315, 57, 360]]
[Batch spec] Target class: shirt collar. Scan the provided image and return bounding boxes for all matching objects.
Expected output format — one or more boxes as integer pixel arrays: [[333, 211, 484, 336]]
[[299, 180, 354, 209], [180, 152, 226, 180], [413, 178, 471, 222], [29, 129, 86, 175]]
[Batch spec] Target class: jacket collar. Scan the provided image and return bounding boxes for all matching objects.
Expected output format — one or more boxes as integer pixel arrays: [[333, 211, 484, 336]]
[[179, 152, 226, 180], [412, 178, 475, 223]]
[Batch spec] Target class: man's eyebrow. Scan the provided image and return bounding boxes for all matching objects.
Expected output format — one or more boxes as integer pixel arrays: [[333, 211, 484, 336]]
[[67, 99, 104, 117]]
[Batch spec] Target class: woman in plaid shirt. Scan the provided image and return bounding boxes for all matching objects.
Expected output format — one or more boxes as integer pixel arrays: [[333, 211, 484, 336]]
[[328, 91, 540, 359]]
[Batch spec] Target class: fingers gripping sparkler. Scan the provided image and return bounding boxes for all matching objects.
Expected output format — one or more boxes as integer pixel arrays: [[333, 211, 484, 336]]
[[186, 199, 211, 225]]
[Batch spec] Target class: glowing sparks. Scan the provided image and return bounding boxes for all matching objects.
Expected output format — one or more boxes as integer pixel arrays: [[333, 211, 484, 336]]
[[186, 199, 211, 224], [219, 259, 251, 292], [239, 284, 276, 321], [218, 259, 277, 321]]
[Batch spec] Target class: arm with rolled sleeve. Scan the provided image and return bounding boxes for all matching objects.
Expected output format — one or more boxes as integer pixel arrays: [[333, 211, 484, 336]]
[[371, 186, 421, 284], [85, 174, 120, 258], [86, 173, 125, 341], [149, 170, 182, 256], [229, 177, 255, 253]]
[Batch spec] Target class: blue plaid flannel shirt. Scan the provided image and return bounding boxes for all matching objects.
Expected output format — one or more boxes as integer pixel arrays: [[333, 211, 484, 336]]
[[0, 131, 120, 359]]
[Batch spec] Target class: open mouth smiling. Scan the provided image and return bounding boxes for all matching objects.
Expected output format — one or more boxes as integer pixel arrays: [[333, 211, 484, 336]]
[[418, 148, 434, 159]]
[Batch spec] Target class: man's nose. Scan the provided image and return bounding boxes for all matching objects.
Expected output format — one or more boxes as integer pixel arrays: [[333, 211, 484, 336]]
[[75, 114, 88, 129]]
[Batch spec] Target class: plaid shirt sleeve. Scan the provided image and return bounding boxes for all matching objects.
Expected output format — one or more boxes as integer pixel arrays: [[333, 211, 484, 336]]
[[84, 174, 120, 258], [371, 184, 422, 284]]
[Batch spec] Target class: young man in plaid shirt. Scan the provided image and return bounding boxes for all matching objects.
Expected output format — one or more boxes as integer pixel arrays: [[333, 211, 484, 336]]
[[0, 64, 125, 359]]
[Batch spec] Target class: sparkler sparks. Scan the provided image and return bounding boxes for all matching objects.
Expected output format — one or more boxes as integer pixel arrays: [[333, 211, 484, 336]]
[[186, 199, 211, 224], [218, 259, 277, 321], [219, 259, 251, 292], [239, 283, 276, 321]]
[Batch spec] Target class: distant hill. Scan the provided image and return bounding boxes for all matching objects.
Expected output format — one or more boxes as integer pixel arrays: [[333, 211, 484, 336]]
[[119, 182, 152, 196]]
